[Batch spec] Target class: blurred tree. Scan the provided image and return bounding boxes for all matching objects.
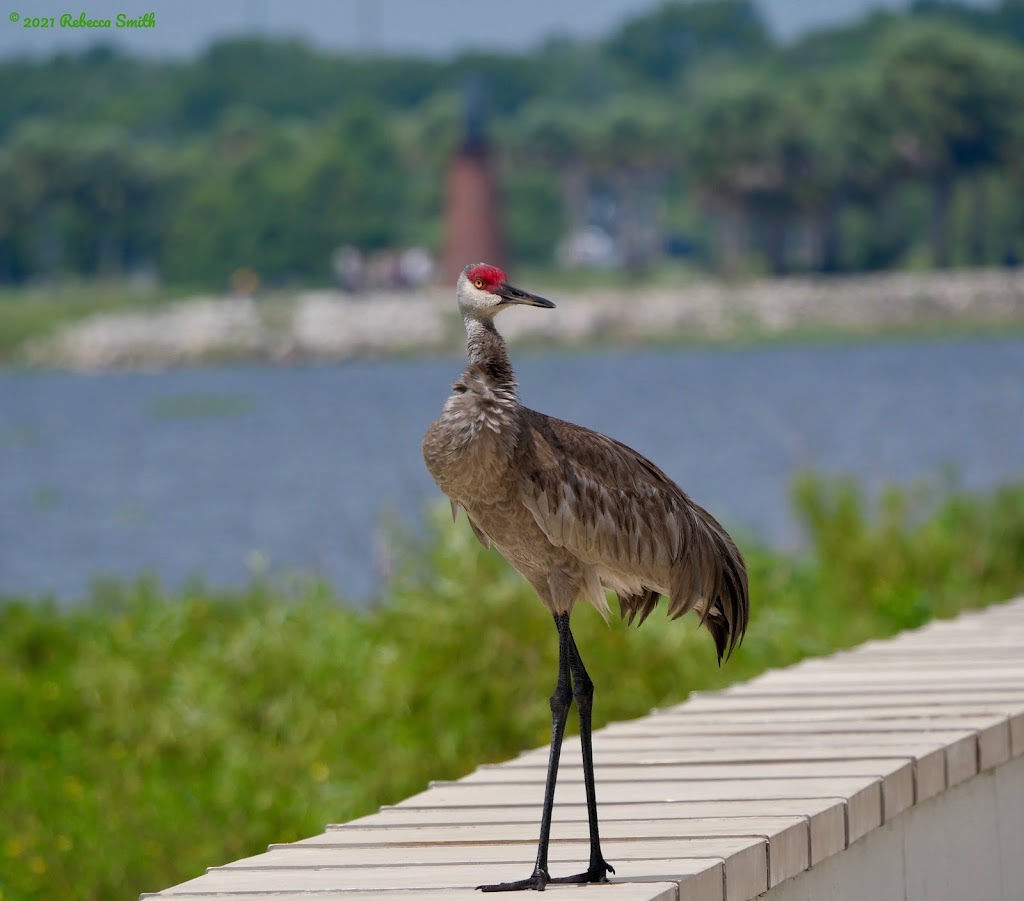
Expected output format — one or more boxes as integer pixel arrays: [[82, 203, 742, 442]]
[[501, 101, 590, 242], [162, 119, 307, 286], [879, 23, 1024, 266], [393, 92, 464, 251], [0, 121, 177, 281], [0, 148, 31, 281], [684, 74, 815, 274], [996, 0, 1024, 42], [503, 169, 565, 264], [300, 106, 409, 270], [443, 55, 543, 117], [800, 70, 903, 271], [0, 46, 177, 137], [162, 106, 408, 286], [2, 0, 1024, 285], [586, 97, 679, 269], [176, 39, 343, 128], [3, 121, 77, 277], [784, 9, 905, 72], [606, 0, 771, 86]]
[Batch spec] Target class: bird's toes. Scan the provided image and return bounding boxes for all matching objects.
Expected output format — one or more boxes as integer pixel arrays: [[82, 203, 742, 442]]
[[549, 859, 615, 885], [477, 869, 549, 892]]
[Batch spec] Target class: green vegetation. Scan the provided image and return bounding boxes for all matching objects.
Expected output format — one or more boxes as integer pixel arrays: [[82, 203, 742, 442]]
[[1, 476, 1022, 900], [2, 1, 1024, 288], [0, 282, 180, 362], [150, 394, 253, 420]]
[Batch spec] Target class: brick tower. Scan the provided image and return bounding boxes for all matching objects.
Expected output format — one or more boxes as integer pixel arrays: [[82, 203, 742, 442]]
[[440, 87, 504, 285]]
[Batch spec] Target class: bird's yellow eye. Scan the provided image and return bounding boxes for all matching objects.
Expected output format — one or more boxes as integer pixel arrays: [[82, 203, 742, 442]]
[[474, 278, 484, 289]]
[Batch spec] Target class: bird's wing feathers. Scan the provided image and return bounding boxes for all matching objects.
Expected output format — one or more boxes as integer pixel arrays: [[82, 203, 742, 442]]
[[450, 499, 491, 549], [517, 410, 748, 659]]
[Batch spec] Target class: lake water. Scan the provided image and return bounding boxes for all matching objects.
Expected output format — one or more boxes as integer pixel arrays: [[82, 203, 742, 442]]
[[2, 337, 1022, 603]]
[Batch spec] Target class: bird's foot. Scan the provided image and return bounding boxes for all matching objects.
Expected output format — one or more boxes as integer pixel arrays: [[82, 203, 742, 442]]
[[549, 858, 615, 885], [477, 868, 550, 892]]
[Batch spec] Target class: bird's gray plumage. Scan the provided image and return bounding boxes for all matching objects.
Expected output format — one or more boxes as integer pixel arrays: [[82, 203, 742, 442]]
[[423, 264, 749, 891], [422, 268, 749, 662]]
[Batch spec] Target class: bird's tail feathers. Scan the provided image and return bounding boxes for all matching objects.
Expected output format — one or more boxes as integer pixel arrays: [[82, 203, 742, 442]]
[[667, 502, 749, 663]]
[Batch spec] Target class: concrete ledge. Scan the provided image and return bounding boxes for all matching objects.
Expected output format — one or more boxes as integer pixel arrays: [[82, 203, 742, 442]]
[[143, 596, 1024, 900], [759, 753, 1024, 901]]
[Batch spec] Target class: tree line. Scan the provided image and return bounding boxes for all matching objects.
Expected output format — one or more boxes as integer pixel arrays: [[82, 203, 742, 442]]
[[1, 0, 1024, 287]]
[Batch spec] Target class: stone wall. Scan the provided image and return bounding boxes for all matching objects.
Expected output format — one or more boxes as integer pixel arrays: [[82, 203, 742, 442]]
[[26, 267, 1024, 370]]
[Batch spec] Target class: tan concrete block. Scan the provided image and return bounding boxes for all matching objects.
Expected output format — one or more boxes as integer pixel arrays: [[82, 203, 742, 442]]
[[743, 668, 1024, 688], [601, 717, 1005, 739], [678, 689, 1024, 714], [844, 644, 1018, 667], [711, 683, 1024, 699], [307, 817, 802, 848], [364, 797, 846, 870], [398, 775, 882, 810], [1011, 711, 1024, 758], [977, 721, 1011, 771], [836, 648, 1024, 662], [146, 891, 682, 901], [845, 779, 883, 843], [222, 836, 760, 870], [292, 816, 805, 891], [660, 707, 1024, 732], [914, 747, 947, 802], [716, 839, 767, 901], [879, 761, 915, 821], [470, 757, 910, 829], [649, 709, 1003, 730], [753, 803, 908, 901], [469, 759, 912, 785], [510, 747, 932, 814], [220, 835, 761, 898], [677, 866, 723, 901], [370, 795, 843, 826], [804, 796, 847, 866], [945, 734, 978, 786], [759, 816, 809, 886], [515, 743, 941, 768], [158, 857, 722, 896], [589, 730, 974, 751]]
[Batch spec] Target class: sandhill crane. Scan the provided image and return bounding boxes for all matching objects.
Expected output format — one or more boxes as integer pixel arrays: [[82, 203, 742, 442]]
[[422, 263, 749, 892]]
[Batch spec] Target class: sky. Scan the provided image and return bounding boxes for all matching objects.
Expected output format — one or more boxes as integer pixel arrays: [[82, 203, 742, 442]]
[[0, 0, 996, 60]]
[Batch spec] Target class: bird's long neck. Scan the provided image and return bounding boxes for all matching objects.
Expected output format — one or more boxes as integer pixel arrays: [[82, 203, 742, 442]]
[[464, 316, 517, 393]]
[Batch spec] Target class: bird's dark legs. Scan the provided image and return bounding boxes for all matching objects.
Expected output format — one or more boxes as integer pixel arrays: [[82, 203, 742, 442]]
[[548, 630, 615, 885], [478, 612, 574, 892], [478, 613, 614, 892]]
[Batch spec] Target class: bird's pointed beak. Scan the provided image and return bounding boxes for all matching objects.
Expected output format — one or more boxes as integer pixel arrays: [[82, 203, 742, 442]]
[[497, 281, 556, 309]]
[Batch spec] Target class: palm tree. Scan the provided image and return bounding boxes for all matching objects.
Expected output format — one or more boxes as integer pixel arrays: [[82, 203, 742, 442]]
[[800, 69, 902, 271], [879, 22, 1024, 266], [683, 73, 815, 274], [584, 97, 678, 269], [502, 101, 590, 240]]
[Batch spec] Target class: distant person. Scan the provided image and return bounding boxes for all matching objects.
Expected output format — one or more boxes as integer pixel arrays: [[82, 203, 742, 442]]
[[229, 267, 260, 298], [399, 247, 435, 289], [332, 246, 365, 294]]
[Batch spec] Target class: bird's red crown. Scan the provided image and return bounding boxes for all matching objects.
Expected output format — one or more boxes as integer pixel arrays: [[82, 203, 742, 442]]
[[465, 263, 506, 293]]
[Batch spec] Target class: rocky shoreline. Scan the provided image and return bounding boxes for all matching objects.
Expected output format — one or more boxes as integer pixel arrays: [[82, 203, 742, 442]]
[[24, 267, 1024, 370]]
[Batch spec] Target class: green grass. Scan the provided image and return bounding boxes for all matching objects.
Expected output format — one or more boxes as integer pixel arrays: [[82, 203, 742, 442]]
[[150, 394, 253, 420], [1, 475, 1023, 901], [0, 282, 180, 364]]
